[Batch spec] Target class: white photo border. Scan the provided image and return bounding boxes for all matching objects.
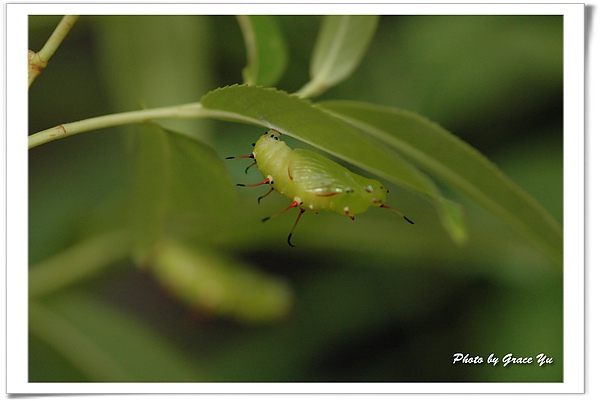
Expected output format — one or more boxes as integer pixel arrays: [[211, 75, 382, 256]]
[[6, 2, 586, 395]]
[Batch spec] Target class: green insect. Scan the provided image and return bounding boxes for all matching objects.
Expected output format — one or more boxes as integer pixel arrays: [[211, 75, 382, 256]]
[[227, 130, 414, 246]]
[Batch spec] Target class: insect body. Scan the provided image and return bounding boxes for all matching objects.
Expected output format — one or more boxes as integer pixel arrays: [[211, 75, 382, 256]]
[[227, 130, 413, 246]]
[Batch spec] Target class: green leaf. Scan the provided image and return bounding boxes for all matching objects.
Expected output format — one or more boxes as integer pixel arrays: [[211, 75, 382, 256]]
[[296, 15, 379, 98], [29, 294, 204, 381], [150, 241, 293, 323], [130, 124, 238, 260], [201, 85, 466, 243], [317, 100, 563, 264], [237, 15, 288, 86]]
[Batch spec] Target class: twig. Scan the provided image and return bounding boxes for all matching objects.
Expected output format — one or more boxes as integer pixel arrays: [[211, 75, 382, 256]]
[[28, 15, 79, 88], [28, 101, 260, 149]]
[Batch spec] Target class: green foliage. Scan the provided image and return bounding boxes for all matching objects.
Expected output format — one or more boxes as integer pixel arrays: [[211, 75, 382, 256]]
[[28, 15, 563, 383], [129, 124, 238, 258], [151, 241, 292, 323], [237, 15, 288, 86], [202, 86, 443, 199], [29, 294, 205, 381], [202, 85, 466, 243], [317, 101, 562, 262], [297, 15, 379, 97]]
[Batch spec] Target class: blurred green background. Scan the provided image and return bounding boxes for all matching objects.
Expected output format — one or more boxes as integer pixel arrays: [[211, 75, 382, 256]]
[[28, 15, 563, 382]]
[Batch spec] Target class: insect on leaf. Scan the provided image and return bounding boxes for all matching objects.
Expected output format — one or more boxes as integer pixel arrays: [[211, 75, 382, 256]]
[[202, 85, 467, 244], [202, 85, 437, 199]]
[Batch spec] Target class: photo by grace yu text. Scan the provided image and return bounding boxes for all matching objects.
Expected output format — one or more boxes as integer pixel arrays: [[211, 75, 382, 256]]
[[453, 352, 554, 367]]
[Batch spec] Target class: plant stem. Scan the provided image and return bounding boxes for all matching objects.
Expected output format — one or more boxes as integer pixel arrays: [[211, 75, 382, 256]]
[[29, 229, 132, 298], [29, 102, 203, 149], [29, 101, 264, 149], [28, 15, 79, 88]]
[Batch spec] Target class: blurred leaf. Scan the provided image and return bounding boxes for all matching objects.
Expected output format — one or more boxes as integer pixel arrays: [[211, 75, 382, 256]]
[[311, 15, 379, 84], [150, 241, 293, 323], [237, 15, 288, 86], [93, 15, 214, 134], [317, 101, 563, 265], [201, 85, 466, 242], [29, 229, 131, 298], [130, 124, 238, 261], [29, 293, 203, 382], [129, 124, 294, 322], [29, 334, 89, 381], [296, 15, 379, 97]]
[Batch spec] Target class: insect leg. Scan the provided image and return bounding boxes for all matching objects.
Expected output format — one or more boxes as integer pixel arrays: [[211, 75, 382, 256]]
[[225, 153, 253, 160], [380, 204, 415, 224], [287, 209, 306, 247], [225, 153, 257, 174], [244, 161, 257, 174], [236, 175, 273, 188], [261, 199, 300, 222], [257, 187, 274, 204], [260, 198, 305, 247]]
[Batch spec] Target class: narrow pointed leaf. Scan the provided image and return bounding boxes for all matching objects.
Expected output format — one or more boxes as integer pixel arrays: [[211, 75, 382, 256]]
[[296, 15, 379, 97], [312, 15, 378, 82], [237, 15, 288, 86], [317, 100, 563, 264]]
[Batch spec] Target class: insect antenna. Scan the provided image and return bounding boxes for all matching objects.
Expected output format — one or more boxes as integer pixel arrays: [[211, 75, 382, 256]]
[[380, 204, 415, 224]]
